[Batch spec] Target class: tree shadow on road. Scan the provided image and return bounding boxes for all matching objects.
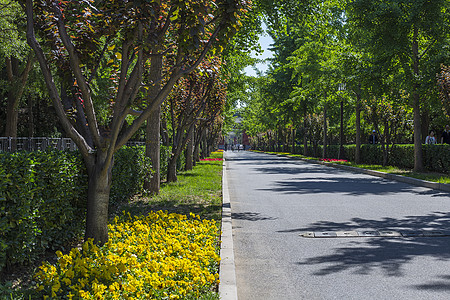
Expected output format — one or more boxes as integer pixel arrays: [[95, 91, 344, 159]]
[[231, 211, 278, 222], [258, 176, 449, 197], [254, 165, 340, 175], [413, 275, 450, 291], [278, 212, 450, 281]]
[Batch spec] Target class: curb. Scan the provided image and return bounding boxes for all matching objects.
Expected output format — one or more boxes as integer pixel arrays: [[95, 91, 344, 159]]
[[274, 153, 450, 193], [219, 158, 238, 300]]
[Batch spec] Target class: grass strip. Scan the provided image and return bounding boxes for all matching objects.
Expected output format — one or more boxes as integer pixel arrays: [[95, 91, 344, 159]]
[[116, 151, 224, 221], [253, 150, 450, 184]]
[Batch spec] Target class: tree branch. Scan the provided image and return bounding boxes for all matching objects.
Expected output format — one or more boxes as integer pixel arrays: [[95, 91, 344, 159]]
[[25, 0, 93, 163], [52, 2, 102, 148]]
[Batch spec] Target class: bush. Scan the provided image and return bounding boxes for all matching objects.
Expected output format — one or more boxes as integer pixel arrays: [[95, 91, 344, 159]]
[[111, 146, 152, 202], [423, 144, 450, 174], [160, 145, 171, 180], [0, 146, 154, 272], [388, 144, 415, 169], [279, 142, 450, 174], [0, 151, 87, 272]]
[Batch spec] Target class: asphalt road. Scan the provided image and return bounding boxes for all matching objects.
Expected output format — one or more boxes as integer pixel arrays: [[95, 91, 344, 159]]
[[225, 150, 450, 300]]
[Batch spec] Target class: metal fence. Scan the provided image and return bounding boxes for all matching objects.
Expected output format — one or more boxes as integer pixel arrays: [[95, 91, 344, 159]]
[[0, 137, 145, 152]]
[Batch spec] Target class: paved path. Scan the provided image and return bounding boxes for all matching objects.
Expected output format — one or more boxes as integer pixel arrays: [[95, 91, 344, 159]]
[[225, 151, 450, 300]]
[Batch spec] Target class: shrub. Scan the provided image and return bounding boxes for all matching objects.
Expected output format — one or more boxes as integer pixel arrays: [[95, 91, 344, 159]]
[[0, 151, 87, 271], [34, 211, 220, 300], [423, 144, 450, 174], [388, 144, 415, 169], [160, 145, 171, 180], [0, 146, 153, 272], [111, 146, 152, 202]]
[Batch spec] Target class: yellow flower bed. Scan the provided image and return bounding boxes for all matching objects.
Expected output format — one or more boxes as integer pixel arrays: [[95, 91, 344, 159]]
[[34, 211, 220, 299]]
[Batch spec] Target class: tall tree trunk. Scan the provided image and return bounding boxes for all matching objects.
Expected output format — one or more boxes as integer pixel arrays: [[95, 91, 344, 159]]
[[144, 106, 161, 194], [382, 121, 388, 166], [5, 92, 19, 138], [161, 117, 170, 146], [193, 126, 202, 165], [144, 49, 163, 194], [323, 104, 327, 159], [291, 128, 296, 154], [202, 128, 208, 158], [167, 154, 178, 183], [85, 152, 112, 245], [185, 127, 194, 170], [355, 84, 362, 164], [338, 100, 345, 159], [412, 26, 423, 172], [4, 54, 34, 139], [28, 95, 34, 137], [303, 112, 308, 156]]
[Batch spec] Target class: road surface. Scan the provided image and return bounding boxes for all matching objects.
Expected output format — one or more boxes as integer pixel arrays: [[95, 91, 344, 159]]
[[225, 151, 450, 300]]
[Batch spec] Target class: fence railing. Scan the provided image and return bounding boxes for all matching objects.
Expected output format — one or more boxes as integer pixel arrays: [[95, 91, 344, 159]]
[[0, 137, 145, 152]]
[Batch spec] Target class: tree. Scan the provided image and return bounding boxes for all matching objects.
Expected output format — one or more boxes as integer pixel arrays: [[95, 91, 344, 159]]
[[1, 0, 34, 139], [347, 0, 450, 171], [25, 0, 249, 244], [166, 57, 226, 182]]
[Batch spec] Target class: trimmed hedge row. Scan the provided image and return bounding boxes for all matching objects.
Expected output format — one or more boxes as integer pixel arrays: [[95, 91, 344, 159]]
[[0, 151, 86, 272], [0, 146, 152, 273], [298, 144, 450, 173]]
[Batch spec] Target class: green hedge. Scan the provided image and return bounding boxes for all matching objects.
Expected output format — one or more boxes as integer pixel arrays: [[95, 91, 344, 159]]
[[0, 151, 87, 272], [111, 146, 152, 202], [296, 143, 450, 173], [0, 146, 153, 273]]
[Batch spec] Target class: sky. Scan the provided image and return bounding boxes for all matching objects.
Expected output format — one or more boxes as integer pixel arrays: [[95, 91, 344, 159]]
[[243, 28, 274, 77]]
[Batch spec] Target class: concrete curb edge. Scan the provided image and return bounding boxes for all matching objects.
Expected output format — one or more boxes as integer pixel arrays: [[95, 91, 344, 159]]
[[219, 158, 238, 300]]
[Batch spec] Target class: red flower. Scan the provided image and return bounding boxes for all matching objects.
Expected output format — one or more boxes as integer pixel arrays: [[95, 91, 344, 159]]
[[200, 158, 223, 161]]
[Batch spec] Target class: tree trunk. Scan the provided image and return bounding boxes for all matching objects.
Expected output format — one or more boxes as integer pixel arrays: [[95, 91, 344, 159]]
[[382, 121, 388, 166], [338, 100, 345, 160], [185, 127, 194, 170], [144, 48, 163, 194], [5, 92, 19, 138], [4, 54, 34, 139], [412, 26, 423, 172], [85, 152, 112, 245], [291, 128, 296, 154], [28, 95, 34, 137], [193, 127, 202, 165], [323, 104, 327, 159], [144, 106, 161, 194], [167, 155, 178, 183], [161, 117, 170, 146], [303, 101, 308, 156], [355, 84, 362, 164], [202, 128, 208, 158]]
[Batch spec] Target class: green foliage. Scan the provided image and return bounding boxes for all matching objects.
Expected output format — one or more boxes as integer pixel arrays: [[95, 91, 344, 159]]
[[290, 143, 450, 174], [160, 145, 172, 180], [0, 146, 154, 272], [0, 151, 87, 272], [111, 146, 152, 202], [422, 144, 450, 174]]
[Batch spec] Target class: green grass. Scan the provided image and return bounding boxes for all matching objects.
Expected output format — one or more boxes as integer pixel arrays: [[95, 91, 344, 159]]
[[115, 151, 224, 221], [258, 150, 450, 185]]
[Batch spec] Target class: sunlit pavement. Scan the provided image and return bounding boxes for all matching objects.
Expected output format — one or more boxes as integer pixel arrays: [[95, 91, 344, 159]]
[[225, 150, 450, 300]]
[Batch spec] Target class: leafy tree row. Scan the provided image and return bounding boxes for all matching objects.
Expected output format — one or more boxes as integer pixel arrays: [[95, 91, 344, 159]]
[[242, 0, 450, 170]]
